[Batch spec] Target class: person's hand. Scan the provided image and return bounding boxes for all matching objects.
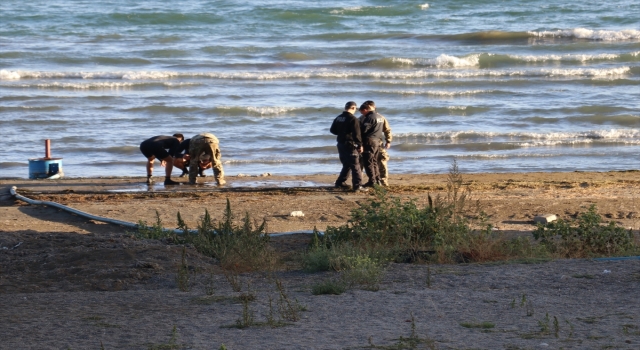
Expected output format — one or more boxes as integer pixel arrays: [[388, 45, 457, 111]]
[[358, 146, 364, 153], [184, 154, 191, 162], [160, 160, 167, 167], [385, 142, 391, 149]]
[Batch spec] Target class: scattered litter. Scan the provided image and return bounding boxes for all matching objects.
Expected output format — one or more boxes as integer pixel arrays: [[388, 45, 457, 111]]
[[237, 173, 249, 177], [258, 172, 272, 177], [290, 211, 305, 217], [11, 242, 22, 250], [603, 270, 611, 274]]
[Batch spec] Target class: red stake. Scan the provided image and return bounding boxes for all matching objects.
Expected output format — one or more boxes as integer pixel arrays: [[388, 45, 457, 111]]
[[45, 139, 51, 159]]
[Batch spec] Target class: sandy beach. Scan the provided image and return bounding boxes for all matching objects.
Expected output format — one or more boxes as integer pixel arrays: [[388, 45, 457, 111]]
[[2, 171, 640, 349]]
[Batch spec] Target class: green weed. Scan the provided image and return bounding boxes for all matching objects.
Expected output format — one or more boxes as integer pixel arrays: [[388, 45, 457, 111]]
[[311, 279, 347, 295], [176, 247, 191, 292], [533, 204, 637, 257], [365, 313, 435, 349]]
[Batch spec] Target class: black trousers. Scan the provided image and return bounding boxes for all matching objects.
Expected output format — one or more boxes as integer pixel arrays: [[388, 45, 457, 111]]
[[363, 139, 381, 185], [335, 142, 363, 187]]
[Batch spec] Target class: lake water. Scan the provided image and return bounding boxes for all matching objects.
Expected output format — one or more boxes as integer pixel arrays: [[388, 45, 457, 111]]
[[1, 0, 639, 179]]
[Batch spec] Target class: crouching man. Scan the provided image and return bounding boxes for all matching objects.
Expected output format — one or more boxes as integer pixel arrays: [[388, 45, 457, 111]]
[[188, 133, 225, 185]]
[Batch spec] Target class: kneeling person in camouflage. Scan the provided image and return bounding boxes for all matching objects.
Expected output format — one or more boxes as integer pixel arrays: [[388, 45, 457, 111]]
[[188, 133, 225, 185]]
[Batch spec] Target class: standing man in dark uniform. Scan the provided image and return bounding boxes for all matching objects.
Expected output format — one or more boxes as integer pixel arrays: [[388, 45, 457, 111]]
[[359, 103, 384, 187], [330, 101, 366, 192], [361, 100, 392, 186], [139, 134, 183, 185]]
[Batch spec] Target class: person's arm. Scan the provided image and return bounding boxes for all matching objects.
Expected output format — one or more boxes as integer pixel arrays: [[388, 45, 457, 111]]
[[330, 116, 340, 136], [382, 116, 392, 149], [350, 116, 362, 147]]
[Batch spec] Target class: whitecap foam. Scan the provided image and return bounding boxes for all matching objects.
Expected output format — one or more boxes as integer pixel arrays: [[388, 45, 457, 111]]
[[433, 54, 480, 67], [394, 129, 640, 141], [519, 139, 593, 147], [0, 69, 20, 80], [529, 28, 640, 41], [419, 3, 429, 10], [330, 6, 363, 14], [2, 66, 630, 83], [247, 106, 300, 115], [377, 89, 493, 96], [389, 54, 480, 68], [29, 82, 137, 89], [509, 53, 620, 63]]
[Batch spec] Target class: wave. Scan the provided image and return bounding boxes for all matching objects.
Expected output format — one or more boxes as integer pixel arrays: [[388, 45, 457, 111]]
[[376, 89, 498, 96], [1, 81, 203, 90], [2, 66, 630, 82], [0, 105, 61, 112], [361, 54, 481, 68], [394, 129, 640, 142], [529, 28, 640, 41], [433, 29, 640, 43], [223, 156, 337, 165], [66, 146, 141, 155], [356, 51, 639, 69], [0, 161, 27, 168]]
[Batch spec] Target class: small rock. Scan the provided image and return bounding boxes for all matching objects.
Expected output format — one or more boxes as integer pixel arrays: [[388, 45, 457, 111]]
[[533, 214, 557, 224]]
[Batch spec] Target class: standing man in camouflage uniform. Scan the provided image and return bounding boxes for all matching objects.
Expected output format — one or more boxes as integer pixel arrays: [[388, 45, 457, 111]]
[[361, 101, 392, 186], [330, 101, 366, 192], [188, 132, 225, 186], [359, 102, 384, 187]]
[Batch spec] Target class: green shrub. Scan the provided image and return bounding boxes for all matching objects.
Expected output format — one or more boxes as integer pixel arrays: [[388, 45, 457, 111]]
[[311, 279, 347, 295], [323, 161, 487, 263], [137, 211, 175, 240], [532, 204, 636, 257], [339, 254, 385, 291], [185, 199, 274, 272]]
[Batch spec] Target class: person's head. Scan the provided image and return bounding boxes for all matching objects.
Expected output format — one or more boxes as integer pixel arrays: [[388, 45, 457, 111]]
[[363, 100, 376, 110], [359, 103, 373, 115], [344, 101, 358, 113], [173, 133, 184, 142]]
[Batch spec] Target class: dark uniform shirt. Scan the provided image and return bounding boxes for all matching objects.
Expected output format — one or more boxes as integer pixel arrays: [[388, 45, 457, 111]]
[[360, 111, 384, 142], [142, 135, 182, 157], [330, 111, 362, 147]]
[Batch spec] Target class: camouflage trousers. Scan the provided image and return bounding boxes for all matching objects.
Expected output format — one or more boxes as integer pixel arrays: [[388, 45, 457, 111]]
[[188, 133, 224, 184], [379, 147, 390, 184]]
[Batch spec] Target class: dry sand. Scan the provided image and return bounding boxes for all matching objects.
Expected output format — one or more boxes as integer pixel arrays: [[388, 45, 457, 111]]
[[1, 171, 640, 349]]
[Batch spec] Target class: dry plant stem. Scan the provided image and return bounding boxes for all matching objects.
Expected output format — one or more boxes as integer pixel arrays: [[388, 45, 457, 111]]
[[176, 246, 191, 292]]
